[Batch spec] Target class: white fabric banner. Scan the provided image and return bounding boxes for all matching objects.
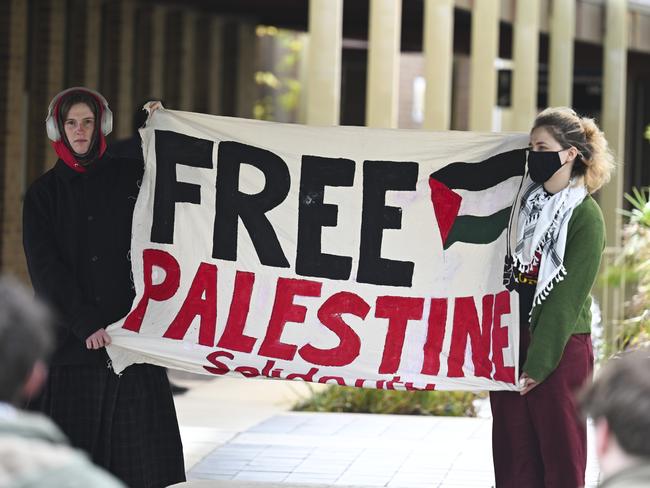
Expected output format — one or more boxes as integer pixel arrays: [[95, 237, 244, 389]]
[[107, 108, 527, 391]]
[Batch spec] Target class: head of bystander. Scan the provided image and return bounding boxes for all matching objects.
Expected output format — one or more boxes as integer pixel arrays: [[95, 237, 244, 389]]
[[580, 348, 650, 488], [0, 277, 125, 488]]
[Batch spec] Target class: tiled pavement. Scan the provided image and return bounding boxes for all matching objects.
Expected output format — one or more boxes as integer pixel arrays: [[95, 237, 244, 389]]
[[185, 411, 600, 487], [171, 375, 600, 487]]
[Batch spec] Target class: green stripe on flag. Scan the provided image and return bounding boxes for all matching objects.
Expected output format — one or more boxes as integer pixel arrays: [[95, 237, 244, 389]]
[[443, 207, 511, 249]]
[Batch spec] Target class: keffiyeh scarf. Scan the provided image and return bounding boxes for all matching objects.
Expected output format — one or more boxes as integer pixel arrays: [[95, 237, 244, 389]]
[[513, 178, 588, 307]]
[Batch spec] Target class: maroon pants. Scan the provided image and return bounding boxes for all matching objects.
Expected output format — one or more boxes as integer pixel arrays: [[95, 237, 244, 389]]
[[490, 333, 594, 488]]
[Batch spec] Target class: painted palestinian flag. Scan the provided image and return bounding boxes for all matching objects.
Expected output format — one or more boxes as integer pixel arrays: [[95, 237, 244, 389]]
[[429, 149, 526, 249]]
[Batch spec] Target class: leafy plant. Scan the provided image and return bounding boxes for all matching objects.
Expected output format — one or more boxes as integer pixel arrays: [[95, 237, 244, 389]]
[[620, 187, 650, 227], [293, 385, 480, 417], [601, 186, 650, 353], [253, 26, 303, 122]]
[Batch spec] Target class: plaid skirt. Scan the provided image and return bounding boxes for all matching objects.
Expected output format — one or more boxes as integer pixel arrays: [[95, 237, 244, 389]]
[[39, 362, 186, 488]]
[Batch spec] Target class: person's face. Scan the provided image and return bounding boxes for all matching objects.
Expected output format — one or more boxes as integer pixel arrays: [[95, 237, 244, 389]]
[[530, 127, 564, 157], [63, 103, 95, 154]]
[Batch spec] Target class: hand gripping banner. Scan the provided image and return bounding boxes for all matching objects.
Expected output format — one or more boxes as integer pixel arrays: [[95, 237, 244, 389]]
[[106, 108, 527, 391]]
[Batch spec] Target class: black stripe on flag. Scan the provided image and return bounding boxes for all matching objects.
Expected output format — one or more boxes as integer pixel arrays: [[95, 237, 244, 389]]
[[430, 148, 526, 191]]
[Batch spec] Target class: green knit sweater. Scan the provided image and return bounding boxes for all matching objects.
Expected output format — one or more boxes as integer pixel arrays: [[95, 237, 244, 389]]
[[523, 195, 605, 382]]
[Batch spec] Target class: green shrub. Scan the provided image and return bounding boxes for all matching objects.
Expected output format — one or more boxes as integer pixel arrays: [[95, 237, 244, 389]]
[[293, 385, 480, 417]]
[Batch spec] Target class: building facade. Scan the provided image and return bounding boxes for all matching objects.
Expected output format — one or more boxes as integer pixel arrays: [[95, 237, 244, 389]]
[[1, 0, 649, 281]]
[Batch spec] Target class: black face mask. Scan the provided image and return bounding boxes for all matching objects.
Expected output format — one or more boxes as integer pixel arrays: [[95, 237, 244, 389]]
[[527, 150, 564, 183]]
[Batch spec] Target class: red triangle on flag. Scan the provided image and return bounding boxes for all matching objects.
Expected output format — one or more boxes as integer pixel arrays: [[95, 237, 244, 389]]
[[428, 177, 462, 246]]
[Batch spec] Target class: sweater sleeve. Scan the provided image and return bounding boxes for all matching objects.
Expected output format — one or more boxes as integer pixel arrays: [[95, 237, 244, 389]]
[[22, 185, 104, 341], [523, 198, 605, 382]]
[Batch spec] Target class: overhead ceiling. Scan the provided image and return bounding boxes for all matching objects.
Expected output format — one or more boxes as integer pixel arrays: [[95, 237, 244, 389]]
[[146, 0, 460, 52]]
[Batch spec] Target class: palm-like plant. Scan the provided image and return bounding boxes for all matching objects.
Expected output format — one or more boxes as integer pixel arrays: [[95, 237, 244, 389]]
[[617, 187, 650, 349], [621, 187, 650, 227]]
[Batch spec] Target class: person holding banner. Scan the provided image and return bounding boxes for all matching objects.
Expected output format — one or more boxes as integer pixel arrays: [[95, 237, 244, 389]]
[[490, 107, 615, 488], [109, 98, 190, 396], [22, 87, 185, 488]]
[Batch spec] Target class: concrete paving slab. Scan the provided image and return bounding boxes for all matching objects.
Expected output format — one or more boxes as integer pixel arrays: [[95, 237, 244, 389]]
[[171, 374, 601, 488]]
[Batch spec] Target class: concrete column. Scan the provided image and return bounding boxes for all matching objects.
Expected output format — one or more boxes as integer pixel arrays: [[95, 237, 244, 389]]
[[305, 0, 343, 125], [208, 17, 224, 115], [512, 0, 540, 131], [84, 0, 101, 89], [600, 0, 628, 247], [366, 0, 402, 128], [1, 0, 28, 279], [469, 0, 499, 132], [150, 6, 166, 99], [297, 33, 310, 124], [25, 0, 63, 183], [236, 22, 257, 119], [116, 0, 135, 138], [548, 0, 575, 107], [44, 0, 66, 169], [422, 0, 454, 131], [180, 11, 197, 111]]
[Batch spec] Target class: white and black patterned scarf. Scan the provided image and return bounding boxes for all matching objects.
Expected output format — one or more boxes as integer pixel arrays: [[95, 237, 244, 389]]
[[513, 177, 587, 307]]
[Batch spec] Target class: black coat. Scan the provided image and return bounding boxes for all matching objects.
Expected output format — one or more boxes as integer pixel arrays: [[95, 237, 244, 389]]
[[108, 135, 145, 161], [23, 153, 144, 365]]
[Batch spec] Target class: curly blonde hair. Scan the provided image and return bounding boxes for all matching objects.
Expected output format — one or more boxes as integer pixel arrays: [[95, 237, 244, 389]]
[[532, 107, 616, 193]]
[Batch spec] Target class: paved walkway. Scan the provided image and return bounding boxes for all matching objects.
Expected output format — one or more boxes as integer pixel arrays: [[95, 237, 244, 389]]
[[171, 374, 600, 488]]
